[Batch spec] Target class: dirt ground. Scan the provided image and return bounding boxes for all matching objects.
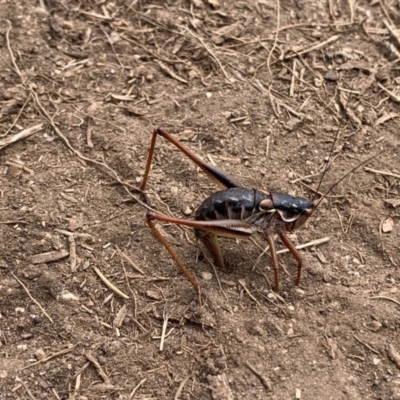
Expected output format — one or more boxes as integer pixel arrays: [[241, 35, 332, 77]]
[[1, 0, 400, 399]]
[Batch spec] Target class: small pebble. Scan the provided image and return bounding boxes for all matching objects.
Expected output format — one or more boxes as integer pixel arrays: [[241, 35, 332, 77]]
[[206, 92, 213, 98], [200, 271, 213, 281], [363, 198, 373, 206], [183, 206, 192, 215], [368, 321, 382, 332], [35, 348, 46, 360], [324, 71, 339, 81], [372, 357, 381, 365]]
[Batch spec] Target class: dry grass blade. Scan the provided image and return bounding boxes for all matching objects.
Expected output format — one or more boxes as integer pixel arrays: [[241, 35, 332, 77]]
[[93, 266, 130, 299], [12, 273, 54, 324], [0, 124, 44, 150]]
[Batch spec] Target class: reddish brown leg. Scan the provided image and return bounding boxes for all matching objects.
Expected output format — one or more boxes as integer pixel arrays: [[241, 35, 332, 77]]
[[145, 211, 254, 293], [195, 231, 226, 271], [263, 232, 279, 292], [140, 128, 244, 192], [278, 231, 303, 286], [140, 129, 158, 191]]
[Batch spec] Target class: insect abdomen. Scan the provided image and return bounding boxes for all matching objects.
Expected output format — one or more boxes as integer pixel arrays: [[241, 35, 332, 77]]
[[195, 188, 270, 221]]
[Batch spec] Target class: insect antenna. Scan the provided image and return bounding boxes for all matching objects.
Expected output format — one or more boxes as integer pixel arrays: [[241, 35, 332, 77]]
[[311, 86, 383, 210], [313, 151, 383, 211], [312, 88, 353, 202]]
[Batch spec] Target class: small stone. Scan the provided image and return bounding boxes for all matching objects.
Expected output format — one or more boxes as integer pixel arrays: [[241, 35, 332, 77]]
[[294, 288, 305, 296], [183, 206, 192, 215], [223, 111, 233, 118], [28, 304, 37, 313], [324, 71, 339, 81], [323, 274, 331, 283], [200, 271, 213, 281], [35, 348, 46, 360], [287, 305, 295, 311], [389, 287, 398, 294], [363, 197, 372, 207], [311, 30, 323, 38], [206, 92, 213, 98], [60, 291, 79, 301], [15, 307, 25, 313], [17, 344, 27, 351], [368, 321, 382, 332], [0, 370, 7, 379], [287, 327, 294, 336], [372, 357, 381, 365]]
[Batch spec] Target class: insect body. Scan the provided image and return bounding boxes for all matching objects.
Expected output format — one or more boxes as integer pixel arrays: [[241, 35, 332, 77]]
[[141, 128, 316, 293]]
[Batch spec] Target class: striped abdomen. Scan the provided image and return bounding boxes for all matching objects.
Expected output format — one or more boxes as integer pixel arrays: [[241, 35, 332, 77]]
[[195, 188, 271, 222]]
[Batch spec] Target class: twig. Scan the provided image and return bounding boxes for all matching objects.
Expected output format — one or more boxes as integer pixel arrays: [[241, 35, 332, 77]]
[[93, 266, 129, 299], [245, 361, 272, 391], [22, 344, 79, 370], [284, 34, 340, 59], [364, 167, 400, 180], [129, 378, 147, 399], [100, 25, 124, 68], [354, 335, 380, 354], [5, 161, 34, 175], [85, 352, 113, 387], [180, 25, 231, 82], [201, 251, 227, 298], [69, 235, 77, 272], [5, 20, 23, 78], [155, 60, 188, 84], [377, 82, 400, 102], [289, 58, 296, 97], [276, 237, 330, 254], [159, 312, 169, 351], [12, 273, 53, 324], [388, 345, 400, 369], [0, 124, 44, 150], [291, 173, 321, 184], [30, 249, 69, 264], [267, 0, 280, 78], [238, 279, 261, 307], [117, 247, 145, 274], [370, 296, 400, 307], [174, 376, 190, 400], [348, 0, 354, 23], [15, 377, 37, 400], [1, 94, 31, 138]]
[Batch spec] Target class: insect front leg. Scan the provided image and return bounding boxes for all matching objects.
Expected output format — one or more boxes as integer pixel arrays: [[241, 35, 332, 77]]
[[277, 231, 303, 286], [263, 232, 280, 292]]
